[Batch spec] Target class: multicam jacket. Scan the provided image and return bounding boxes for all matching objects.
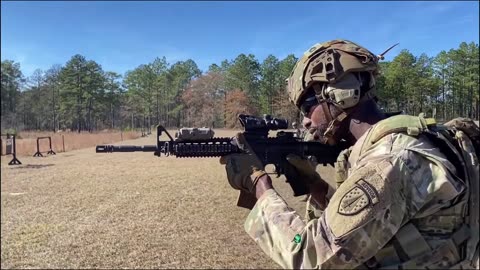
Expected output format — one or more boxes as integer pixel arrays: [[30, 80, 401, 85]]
[[244, 116, 478, 269]]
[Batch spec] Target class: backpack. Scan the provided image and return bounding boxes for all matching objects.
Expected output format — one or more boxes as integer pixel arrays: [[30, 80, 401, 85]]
[[358, 115, 479, 269]]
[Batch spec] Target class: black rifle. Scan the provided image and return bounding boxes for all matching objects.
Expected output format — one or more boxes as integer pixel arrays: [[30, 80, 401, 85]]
[[96, 114, 346, 197]]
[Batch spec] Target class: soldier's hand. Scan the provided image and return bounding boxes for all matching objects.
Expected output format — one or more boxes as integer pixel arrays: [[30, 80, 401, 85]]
[[219, 133, 268, 194], [285, 154, 322, 186], [220, 153, 268, 193], [286, 154, 329, 208]]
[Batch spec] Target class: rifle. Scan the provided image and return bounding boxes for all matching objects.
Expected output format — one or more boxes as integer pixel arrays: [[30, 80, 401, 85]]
[[96, 114, 347, 197]]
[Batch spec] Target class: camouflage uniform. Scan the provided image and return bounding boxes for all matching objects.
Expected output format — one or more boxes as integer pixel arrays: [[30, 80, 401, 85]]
[[235, 40, 478, 269], [244, 115, 478, 269]]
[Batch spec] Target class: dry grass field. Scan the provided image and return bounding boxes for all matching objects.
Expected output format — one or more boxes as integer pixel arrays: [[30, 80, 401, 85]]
[[1, 129, 335, 269]]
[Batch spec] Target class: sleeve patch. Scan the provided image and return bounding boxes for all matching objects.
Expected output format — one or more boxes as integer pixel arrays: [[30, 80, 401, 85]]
[[326, 160, 403, 239], [338, 179, 379, 216], [357, 179, 379, 204]]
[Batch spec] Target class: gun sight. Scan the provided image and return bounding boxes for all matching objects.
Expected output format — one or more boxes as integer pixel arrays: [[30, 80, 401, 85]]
[[239, 114, 288, 133]]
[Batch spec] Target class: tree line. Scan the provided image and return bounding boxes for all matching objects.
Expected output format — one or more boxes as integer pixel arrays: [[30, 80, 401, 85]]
[[1, 41, 478, 133]]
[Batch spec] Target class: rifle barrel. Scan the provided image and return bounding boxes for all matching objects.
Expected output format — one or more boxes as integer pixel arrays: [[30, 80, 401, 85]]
[[96, 145, 157, 153]]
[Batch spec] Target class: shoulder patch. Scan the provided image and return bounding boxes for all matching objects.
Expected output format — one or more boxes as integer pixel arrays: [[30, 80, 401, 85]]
[[338, 179, 379, 215], [326, 160, 405, 240]]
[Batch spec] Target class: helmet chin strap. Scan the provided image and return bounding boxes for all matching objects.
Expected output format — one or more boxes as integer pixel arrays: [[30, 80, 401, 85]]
[[313, 84, 375, 144], [319, 100, 348, 144]]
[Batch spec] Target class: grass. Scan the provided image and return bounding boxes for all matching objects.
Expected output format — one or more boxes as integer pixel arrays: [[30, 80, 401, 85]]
[[1, 129, 335, 269]]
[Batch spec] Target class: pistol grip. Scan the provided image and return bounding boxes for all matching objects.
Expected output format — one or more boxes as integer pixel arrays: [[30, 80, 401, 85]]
[[283, 161, 309, 197]]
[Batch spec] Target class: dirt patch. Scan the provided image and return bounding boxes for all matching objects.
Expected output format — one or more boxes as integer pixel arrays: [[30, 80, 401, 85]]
[[1, 130, 335, 269]]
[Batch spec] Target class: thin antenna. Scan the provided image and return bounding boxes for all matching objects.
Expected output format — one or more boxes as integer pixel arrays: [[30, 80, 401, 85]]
[[377, 43, 400, 60]]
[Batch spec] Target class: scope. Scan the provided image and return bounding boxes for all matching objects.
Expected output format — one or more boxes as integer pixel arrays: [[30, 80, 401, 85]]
[[238, 114, 289, 132]]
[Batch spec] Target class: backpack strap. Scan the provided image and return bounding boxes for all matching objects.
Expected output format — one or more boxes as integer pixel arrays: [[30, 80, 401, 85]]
[[359, 114, 436, 155], [453, 130, 480, 267]]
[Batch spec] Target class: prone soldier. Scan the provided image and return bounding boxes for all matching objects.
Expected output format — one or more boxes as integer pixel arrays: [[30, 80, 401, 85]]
[[175, 127, 215, 141]]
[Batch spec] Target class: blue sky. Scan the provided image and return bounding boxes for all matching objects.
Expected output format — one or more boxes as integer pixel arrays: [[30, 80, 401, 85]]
[[2, 1, 479, 77]]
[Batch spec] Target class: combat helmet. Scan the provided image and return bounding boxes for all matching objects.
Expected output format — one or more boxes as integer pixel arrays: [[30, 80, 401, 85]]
[[287, 39, 397, 142], [287, 39, 384, 108]]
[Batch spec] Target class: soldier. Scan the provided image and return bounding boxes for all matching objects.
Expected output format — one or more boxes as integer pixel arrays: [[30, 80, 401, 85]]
[[220, 40, 479, 268]]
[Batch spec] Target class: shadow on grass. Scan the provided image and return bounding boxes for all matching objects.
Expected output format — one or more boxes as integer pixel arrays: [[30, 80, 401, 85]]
[[10, 164, 55, 169]]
